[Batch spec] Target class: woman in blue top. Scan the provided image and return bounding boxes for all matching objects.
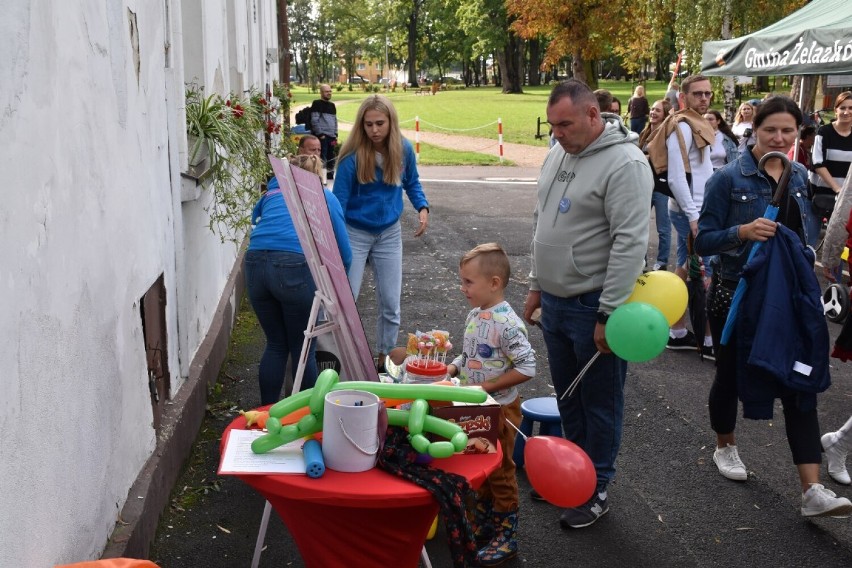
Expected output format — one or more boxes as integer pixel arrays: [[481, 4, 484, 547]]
[[695, 96, 851, 518], [333, 95, 429, 368], [246, 154, 352, 404]]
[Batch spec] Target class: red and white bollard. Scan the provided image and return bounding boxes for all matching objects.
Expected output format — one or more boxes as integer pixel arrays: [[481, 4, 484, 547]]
[[415, 115, 420, 163], [498, 117, 504, 163]]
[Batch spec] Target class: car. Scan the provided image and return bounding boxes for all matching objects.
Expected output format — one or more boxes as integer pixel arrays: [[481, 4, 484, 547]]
[[348, 76, 369, 84]]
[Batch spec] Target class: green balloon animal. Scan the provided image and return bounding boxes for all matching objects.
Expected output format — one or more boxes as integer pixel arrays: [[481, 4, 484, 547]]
[[250, 369, 487, 458]]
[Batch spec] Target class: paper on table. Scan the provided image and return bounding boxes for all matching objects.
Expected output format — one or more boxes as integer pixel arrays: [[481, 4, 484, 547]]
[[219, 429, 307, 475]]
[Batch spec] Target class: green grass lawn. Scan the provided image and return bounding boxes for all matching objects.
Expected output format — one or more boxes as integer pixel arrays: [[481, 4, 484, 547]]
[[294, 81, 669, 147], [289, 79, 738, 153]]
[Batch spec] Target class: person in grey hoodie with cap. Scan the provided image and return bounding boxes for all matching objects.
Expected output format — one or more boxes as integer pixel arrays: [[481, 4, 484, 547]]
[[523, 79, 653, 530]]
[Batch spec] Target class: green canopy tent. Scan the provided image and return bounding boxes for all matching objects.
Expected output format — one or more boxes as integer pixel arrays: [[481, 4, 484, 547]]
[[701, 0, 852, 76]]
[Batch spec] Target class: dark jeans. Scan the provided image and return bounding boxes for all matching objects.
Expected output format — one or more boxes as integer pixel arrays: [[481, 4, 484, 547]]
[[320, 136, 337, 176], [540, 290, 627, 485], [630, 116, 647, 134], [707, 281, 822, 464], [245, 250, 318, 405]]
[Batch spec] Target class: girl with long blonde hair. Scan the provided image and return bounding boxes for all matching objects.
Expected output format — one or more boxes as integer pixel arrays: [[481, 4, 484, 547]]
[[333, 95, 430, 368], [732, 102, 756, 150]]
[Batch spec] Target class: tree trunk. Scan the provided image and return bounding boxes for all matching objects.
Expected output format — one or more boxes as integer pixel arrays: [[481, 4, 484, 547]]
[[494, 53, 503, 88], [528, 38, 542, 86], [501, 32, 524, 94], [790, 75, 819, 114], [721, 0, 736, 123], [585, 60, 598, 90], [571, 51, 586, 83], [407, 2, 419, 86], [278, 0, 290, 88]]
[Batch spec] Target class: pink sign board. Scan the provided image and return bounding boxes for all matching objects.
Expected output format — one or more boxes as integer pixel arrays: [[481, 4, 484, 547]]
[[268, 156, 378, 382]]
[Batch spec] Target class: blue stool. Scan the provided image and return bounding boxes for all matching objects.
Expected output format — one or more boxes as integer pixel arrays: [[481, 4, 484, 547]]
[[513, 397, 563, 467]]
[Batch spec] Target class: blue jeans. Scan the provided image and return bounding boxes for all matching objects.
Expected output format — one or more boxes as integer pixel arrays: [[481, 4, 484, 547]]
[[652, 192, 671, 266], [540, 290, 627, 486], [245, 250, 318, 404], [346, 221, 403, 354], [670, 208, 715, 277], [630, 116, 647, 134]]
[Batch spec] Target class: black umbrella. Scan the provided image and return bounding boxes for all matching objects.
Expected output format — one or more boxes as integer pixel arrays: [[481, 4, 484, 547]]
[[687, 233, 707, 360]]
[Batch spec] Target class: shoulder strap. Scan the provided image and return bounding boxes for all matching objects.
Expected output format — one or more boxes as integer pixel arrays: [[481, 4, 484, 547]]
[[673, 123, 691, 175]]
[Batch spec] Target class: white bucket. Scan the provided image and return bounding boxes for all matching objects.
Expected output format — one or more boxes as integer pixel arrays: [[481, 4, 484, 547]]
[[322, 389, 380, 472]]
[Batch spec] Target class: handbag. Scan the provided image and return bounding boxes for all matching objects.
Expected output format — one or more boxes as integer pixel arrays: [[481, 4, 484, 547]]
[[811, 191, 836, 218], [648, 164, 691, 199]]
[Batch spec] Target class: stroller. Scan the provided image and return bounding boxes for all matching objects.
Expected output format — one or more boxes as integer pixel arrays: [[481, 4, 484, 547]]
[[822, 246, 851, 323]]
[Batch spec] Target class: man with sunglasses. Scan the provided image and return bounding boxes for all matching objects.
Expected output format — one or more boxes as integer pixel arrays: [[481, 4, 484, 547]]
[[663, 75, 717, 357]]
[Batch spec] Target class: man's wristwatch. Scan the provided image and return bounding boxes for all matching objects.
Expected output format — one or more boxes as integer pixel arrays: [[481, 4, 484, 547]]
[[596, 312, 610, 325]]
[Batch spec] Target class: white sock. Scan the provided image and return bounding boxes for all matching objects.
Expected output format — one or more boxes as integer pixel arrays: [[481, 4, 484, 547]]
[[704, 336, 713, 347], [670, 328, 687, 339]]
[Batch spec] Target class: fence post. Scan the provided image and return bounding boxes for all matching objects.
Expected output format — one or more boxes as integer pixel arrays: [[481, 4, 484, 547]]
[[415, 115, 420, 163], [498, 117, 503, 163]]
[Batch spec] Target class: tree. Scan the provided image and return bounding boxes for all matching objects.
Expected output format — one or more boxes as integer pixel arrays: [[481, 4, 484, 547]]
[[506, 0, 653, 88], [406, 0, 425, 86], [420, 1, 464, 81], [672, 0, 806, 118], [287, 0, 315, 83], [454, 0, 523, 93]]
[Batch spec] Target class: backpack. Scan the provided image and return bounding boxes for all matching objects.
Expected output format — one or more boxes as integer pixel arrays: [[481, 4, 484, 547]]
[[295, 106, 312, 131]]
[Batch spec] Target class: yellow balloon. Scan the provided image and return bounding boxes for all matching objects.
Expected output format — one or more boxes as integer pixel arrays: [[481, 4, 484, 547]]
[[625, 271, 688, 326]]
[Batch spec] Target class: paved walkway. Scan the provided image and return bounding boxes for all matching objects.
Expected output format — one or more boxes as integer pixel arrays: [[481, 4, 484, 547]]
[[290, 102, 549, 168]]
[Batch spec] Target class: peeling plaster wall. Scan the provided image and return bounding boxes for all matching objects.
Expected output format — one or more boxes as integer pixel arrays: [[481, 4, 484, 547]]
[[0, 0, 278, 565]]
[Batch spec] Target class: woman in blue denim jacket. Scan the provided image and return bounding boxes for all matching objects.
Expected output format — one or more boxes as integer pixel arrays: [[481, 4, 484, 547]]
[[694, 96, 851, 518]]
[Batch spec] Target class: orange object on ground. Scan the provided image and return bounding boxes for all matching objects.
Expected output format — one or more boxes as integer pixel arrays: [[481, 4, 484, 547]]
[[55, 560, 160, 568]]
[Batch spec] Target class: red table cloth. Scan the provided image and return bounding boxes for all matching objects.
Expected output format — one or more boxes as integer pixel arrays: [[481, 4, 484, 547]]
[[223, 412, 501, 568]]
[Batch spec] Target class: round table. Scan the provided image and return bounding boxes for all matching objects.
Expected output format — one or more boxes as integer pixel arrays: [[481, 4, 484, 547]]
[[223, 413, 502, 568]]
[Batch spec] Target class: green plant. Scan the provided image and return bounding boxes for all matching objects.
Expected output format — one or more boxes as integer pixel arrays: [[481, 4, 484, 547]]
[[185, 84, 281, 241]]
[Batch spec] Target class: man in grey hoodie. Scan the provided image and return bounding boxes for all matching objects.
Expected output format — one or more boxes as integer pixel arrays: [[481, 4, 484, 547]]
[[523, 79, 653, 529]]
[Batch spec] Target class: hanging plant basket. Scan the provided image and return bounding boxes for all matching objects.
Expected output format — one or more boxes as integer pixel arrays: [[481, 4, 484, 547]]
[[187, 134, 211, 167]]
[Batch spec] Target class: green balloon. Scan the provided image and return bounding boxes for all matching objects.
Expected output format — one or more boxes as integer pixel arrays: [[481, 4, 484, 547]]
[[605, 302, 670, 362]]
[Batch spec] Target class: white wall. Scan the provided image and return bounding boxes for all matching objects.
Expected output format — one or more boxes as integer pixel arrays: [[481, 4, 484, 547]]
[[0, 0, 277, 565]]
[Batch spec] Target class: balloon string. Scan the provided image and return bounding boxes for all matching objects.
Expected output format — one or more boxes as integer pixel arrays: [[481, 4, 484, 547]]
[[559, 351, 601, 400], [504, 417, 527, 440]]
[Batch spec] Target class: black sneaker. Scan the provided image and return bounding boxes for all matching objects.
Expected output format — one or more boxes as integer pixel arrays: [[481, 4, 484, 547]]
[[666, 330, 697, 350], [530, 488, 546, 501], [699, 344, 716, 362], [559, 488, 609, 529]]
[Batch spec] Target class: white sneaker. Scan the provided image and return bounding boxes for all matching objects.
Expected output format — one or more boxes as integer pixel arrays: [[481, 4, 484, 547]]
[[822, 432, 851, 485], [801, 483, 852, 518], [713, 444, 747, 481]]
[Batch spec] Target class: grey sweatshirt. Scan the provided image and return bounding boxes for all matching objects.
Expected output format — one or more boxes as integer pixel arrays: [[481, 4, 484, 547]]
[[529, 117, 654, 314]]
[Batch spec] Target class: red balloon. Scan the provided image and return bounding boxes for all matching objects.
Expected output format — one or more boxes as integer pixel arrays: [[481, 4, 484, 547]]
[[524, 436, 596, 507]]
